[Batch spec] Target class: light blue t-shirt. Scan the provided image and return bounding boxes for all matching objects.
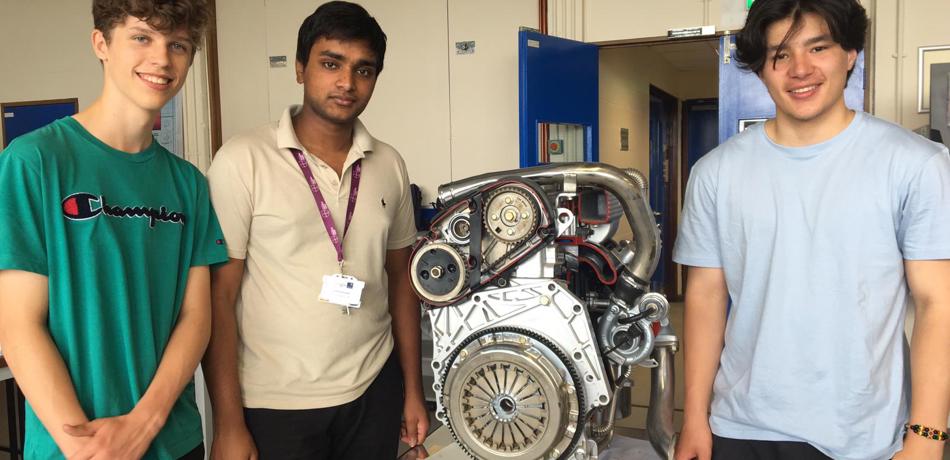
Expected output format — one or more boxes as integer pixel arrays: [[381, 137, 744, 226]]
[[673, 111, 950, 460]]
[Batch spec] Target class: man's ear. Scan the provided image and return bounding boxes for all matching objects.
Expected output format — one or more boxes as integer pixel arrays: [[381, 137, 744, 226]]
[[847, 48, 857, 71], [295, 60, 305, 84], [91, 29, 109, 62]]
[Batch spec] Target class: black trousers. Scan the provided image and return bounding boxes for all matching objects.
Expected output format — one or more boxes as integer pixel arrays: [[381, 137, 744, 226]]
[[178, 444, 204, 460], [244, 353, 404, 460], [712, 434, 832, 460]]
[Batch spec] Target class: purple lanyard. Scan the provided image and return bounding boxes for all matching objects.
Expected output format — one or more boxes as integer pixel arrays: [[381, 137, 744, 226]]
[[289, 148, 362, 267]]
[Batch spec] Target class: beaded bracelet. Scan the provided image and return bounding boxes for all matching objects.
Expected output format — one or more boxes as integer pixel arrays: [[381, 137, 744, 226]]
[[905, 423, 949, 441]]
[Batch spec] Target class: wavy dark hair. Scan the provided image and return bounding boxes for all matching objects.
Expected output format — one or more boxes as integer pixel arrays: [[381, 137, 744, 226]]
[[296, 1, 387, 74], [93, 0, 211, 51], [736, 0, 867, 78]]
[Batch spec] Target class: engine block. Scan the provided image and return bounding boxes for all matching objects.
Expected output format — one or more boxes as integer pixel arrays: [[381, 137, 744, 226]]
[[411, 163, 678, 460]]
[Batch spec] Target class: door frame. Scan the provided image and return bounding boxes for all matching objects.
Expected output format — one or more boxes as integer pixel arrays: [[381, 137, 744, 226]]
[[648, 85, 679, 298]]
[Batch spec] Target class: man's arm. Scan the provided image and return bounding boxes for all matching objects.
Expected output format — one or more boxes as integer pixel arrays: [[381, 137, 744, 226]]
[[386, 247, 430, 447], [201, 258, 258, 460], [0, 270, 90, 456], [674, 266, 729, 460], [895, 260, 950, 460], [65, 265, 213, 459]]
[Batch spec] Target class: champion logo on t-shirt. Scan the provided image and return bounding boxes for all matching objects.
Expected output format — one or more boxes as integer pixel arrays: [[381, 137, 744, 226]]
[[62, 192, 186, 228]]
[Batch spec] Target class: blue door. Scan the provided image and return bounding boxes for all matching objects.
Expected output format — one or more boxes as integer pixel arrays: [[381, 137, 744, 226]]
[[718, 35, 865, 143], [684, 99, 719, 174], [519, 30, 598, 167]]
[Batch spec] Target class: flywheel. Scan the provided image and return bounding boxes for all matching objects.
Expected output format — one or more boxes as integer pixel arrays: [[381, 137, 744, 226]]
[[440, 328, 584, 459]]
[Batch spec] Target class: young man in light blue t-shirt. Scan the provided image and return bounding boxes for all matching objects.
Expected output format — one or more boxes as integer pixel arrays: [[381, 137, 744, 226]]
[[673, 1, 950, 459]]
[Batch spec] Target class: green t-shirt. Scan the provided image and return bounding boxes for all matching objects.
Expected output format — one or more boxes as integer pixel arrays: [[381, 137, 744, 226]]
[[0, 117, 228, 459]]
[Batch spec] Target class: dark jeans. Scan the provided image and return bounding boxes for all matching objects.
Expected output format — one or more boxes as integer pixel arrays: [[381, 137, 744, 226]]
[[244, 353, 404, 460], [712, 434, 832, 460]]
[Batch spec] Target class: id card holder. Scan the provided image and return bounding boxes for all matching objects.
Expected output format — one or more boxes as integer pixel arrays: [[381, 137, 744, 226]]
[[319, 274, 365, 314]]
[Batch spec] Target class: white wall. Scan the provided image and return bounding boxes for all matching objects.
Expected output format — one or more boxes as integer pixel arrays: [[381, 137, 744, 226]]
[[0, 1, 102, 142], [446, 0, 535, 179], [216, 0, 535, 205]]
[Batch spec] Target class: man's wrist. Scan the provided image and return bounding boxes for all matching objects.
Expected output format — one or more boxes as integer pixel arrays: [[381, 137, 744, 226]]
[[902, 433, 946, 456], [404, 382, 426, 403], [682, 402, 711, 422], [129, 403, 168, 436]]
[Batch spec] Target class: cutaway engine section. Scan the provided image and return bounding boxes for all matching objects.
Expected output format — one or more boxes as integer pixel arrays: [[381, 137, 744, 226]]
[[412, 163, 678, 460]]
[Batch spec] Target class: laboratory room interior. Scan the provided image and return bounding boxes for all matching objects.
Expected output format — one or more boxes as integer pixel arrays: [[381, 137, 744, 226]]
[[1, 0, 949, 459]]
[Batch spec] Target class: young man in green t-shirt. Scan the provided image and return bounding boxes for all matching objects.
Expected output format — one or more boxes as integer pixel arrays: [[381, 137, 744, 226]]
[[0, 1, 227, 459]]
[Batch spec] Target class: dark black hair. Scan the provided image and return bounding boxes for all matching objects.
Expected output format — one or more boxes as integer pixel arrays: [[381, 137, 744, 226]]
[[736, 0, 867, 77], [295, 1, 387, 73]]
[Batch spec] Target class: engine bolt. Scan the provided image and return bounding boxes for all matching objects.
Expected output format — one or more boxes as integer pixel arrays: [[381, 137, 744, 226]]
[[505, 197, 512, 204], [521, 213, 528, 219], [539, 295, 551, 305], [507, 229, 514, 235], [491, 214, 499, 221]]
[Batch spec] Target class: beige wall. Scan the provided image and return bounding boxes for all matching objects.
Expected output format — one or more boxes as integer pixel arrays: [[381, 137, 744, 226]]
[[872, 0, 950, 130], [215, 0, 270, 143], [599, 46, 717, 176], [216, 0, 535, 204], [585, 0, 712, 43], [0, 1, 101, 143]]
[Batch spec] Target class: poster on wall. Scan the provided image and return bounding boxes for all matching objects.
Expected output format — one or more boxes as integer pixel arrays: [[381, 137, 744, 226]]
[[152, 93, 184, 157]]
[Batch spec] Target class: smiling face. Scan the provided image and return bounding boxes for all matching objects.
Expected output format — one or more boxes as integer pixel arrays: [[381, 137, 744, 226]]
[[759, 12, 857, 127], [93, 16, 194, 116], [295, 37, 378, 127]]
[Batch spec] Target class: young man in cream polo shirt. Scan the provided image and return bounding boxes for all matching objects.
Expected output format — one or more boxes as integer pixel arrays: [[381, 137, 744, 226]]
[[203, 2, 429, 459]]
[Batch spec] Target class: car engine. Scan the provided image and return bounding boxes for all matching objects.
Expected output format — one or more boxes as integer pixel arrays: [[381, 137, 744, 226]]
[[410, 162, 677, 460]]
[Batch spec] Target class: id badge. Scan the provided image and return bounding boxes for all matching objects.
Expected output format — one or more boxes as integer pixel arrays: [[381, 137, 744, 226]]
[[319, 274, 365, 311]]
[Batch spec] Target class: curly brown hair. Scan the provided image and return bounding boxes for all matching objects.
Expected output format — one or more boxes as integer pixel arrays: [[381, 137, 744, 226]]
[[93, 0, 211, 51]]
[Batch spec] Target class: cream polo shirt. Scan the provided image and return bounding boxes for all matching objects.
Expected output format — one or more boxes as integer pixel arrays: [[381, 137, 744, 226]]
[[207, 105, 417, 409]]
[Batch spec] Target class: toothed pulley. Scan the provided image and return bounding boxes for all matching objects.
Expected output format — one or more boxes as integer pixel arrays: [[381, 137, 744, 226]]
[[483, 186, 540, 244], [410, 243, 467, 304]]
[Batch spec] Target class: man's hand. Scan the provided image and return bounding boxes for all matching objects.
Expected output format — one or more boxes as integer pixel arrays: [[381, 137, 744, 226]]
[[210, 424, 259, 460], [63, 410, 162, 460], [400, 394, 430, 447], [673, 417, 713, 460]]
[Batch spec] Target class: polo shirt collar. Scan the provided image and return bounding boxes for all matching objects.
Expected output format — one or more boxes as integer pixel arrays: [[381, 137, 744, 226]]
[[276, 105, 374, 163]]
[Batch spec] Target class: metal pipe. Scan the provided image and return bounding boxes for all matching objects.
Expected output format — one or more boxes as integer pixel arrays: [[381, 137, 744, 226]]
[[590, 365, 632, 442], [647, 324, 679, 460], [623, 168, 648, 193], [436, 162, 661, 285]]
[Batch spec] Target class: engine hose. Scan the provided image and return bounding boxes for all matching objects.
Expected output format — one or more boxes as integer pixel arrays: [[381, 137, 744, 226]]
[[590, 365, 633, 441], [617, 305, 657, 324]]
